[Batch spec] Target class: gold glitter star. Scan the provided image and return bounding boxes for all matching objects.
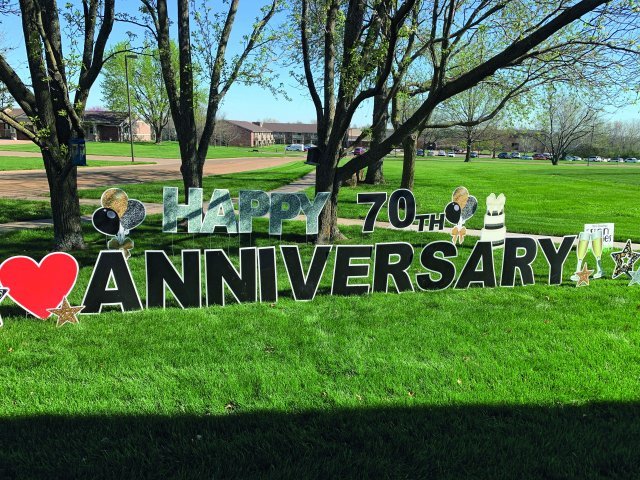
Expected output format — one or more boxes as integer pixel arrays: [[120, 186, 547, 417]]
[[47, 297, 84, 327], [610, 240, 640, 279], [575, 262, 594, 287]]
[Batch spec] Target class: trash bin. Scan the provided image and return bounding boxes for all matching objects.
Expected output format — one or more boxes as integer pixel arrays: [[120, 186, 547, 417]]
[[70, 137, 87, 166], [305, 147, 321, 166]]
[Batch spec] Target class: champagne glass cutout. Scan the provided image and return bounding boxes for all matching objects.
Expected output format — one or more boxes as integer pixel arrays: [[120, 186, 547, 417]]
[[591, 230, 604, 278], [571, 232, 590, 281]]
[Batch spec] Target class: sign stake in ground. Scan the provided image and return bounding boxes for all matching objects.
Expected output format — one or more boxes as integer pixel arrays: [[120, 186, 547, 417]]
[[0, 287, 8, 327]]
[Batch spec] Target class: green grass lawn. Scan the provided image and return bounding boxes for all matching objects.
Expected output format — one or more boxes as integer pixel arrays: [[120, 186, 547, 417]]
[[0, 163, 311, 224], [79, 161, 314, 203], [333, 156, 640, 241], [0, 199, 95, 223], [0, 216, 639, 477], [0, 141, 306, 159], [0, 199, 52, 223], [0, 156, 154, 171]]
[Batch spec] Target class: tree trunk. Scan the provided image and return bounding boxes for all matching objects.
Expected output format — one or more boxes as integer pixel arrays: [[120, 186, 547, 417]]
[[364, 157, 384, 184], [179, 138, 203, 196], [316, 152, 345, 244], [153, 123, 163, 143], [401, 134, 417, 190], [464, 136, 472, 162], [43, 150, 85, 251], [364, 84, 388, 185]]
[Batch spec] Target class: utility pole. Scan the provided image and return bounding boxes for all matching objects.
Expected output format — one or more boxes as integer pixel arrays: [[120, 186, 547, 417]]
[[588, 123, 595, 167], [125, 54, 138, 162]]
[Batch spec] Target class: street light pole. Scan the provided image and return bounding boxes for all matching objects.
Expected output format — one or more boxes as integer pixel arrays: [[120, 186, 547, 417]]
[[125, 54, 138, 163], [588, 123, 595, 167]]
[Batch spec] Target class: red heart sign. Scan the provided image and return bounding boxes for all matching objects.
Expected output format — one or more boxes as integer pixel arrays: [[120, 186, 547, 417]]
[[0, 253, 79, 319]]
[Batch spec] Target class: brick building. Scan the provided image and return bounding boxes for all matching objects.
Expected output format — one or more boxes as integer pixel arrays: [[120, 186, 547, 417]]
[[0, 108, 152, 142], [215, 120, 275, 147], [262, 122, 318, 145]]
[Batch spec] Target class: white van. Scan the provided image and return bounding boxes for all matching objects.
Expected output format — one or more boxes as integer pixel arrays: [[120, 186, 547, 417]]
[[285, 144, 305, 152]]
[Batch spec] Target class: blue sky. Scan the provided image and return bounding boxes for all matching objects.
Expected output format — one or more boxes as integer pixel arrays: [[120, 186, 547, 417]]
[[1, 2, 637, 126], [0, 1, 374, 126]]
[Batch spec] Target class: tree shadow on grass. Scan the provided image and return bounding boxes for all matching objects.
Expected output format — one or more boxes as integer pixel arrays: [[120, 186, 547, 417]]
[[1, 402, 639, 479]]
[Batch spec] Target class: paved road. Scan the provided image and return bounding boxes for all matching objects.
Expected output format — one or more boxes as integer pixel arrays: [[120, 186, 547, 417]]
[[0, 155, 300, 199]]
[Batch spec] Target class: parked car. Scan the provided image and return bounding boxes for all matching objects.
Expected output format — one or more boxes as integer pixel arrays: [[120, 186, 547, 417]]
[[285, 144, 305, 152], [470, 151, 478, 158], [625, 157, 638, 163], [573, 156, 582, 161], [417, 149, 425, 157], [612, 157, 624, 163], [497, 152, 510, 159], [426, 150, 435, 156], [510, 152, 521, 158], [447, 152, 456, 157], [522, 155, 533, 160], [587, 156, 602, 162], [533, 153, 546, 160], [304, 144, 316, 151], [353, 147, 366, 155], [437, 150, 446, 156]]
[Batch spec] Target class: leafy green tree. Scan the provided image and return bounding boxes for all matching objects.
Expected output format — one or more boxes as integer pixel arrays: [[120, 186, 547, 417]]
[[101, 42, 173, 143], [139, 0, 282, 192], [297, 0, 639, 242], [0, 0, 116, 249], [533, 87, 600, 165], [0, 32, 10, 110]]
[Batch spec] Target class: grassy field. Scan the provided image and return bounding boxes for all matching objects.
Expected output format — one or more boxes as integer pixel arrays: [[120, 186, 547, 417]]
[[0, 199, 96, 223], [0, 141, 305, 159], [79, 161, 314, 203], [2, 157, 640, 477], [0, 163, 311, 224], [0, 156, 154, 171], [333, 156, 640, 241], [0, 199, 52, 223], [0, 215, 639, 477]]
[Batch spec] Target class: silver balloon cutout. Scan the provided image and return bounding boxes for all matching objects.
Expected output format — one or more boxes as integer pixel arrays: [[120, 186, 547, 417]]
[[121, 199, 147, 231], [461, 195, 478, 222]]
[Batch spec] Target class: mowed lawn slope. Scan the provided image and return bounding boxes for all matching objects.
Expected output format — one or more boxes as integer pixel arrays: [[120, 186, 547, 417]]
[[334, 157, 640, 241], [0, 156, 154, 171], [78, 161, 314, 203], [0, 200, 95, 223], [0, 163, 312, 224], [0, 216, 639, 478], [0, 141, 304, 159]]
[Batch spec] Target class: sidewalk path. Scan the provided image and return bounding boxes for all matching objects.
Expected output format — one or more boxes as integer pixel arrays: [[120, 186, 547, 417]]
[[0, 156, 299, 199], [268, 171, 316, 193]]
